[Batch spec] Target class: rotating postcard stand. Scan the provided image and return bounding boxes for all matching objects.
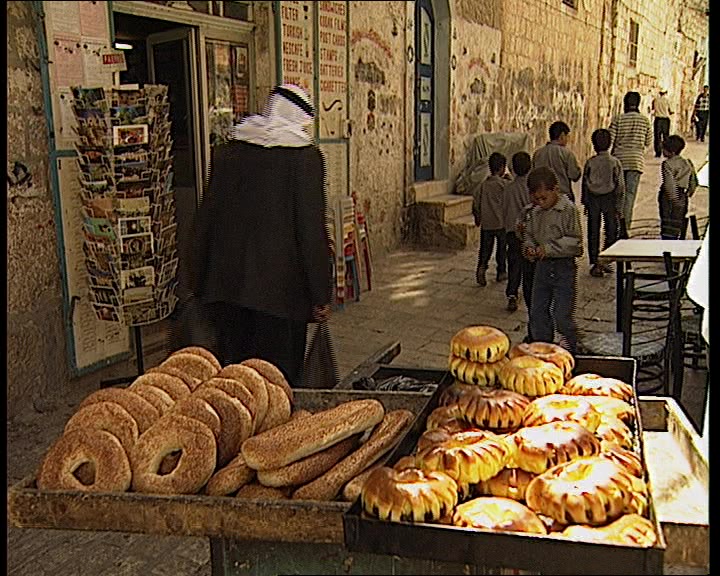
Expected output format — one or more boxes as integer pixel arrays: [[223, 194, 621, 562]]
[[71, 84, 179, 386]]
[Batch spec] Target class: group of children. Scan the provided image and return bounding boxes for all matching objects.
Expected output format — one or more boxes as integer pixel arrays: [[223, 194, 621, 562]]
[[472, 120, 698, 354]]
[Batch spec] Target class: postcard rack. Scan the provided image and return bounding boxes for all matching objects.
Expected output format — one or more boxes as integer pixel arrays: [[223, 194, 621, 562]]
[[71, 84, 179, 328]]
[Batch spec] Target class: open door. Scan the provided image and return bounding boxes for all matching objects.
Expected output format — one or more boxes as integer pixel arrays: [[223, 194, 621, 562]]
[[147, 28, 203, 299]]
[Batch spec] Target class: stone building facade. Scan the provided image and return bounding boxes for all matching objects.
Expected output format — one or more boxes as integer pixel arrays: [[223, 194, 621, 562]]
[[6, 0, 708, 414]]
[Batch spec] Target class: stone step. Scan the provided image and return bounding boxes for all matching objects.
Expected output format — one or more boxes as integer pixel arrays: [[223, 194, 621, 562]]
[[410, 180, 450, 203], [417, 193, 474, 222], [450, 213, 480, 247]]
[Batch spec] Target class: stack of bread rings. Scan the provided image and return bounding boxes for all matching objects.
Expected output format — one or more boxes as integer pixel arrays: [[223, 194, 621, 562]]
[[360, 326, 657, 548], [37, 346, 418, 503]]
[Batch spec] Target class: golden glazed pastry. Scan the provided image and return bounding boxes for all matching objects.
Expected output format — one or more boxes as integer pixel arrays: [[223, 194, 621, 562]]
[[509, 342, 575, 380], [506, 421, 602, 475], [450, 326, 510, 364], [453, 496, 547, 535], [562, 373, 634, 403], [361, 466, 458, 522], [449, 356, 508, 387], [579, 396, 635, 425], [425, 405, 469, 433], [537, 513, 567, 533], [498, 356, 564, 397], [600, 446, 644, 478], [522, 394, 601, 433], [596, 415, 634, 450], [525, 456, 638, 525], [416, 430, 511, 488], [475, 468, 536, 502], [560, 514, 657, 547], [440, 383, 529, 432]]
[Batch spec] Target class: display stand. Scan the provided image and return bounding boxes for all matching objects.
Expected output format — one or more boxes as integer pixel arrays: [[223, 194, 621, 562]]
[[99, 326, 145, 388]]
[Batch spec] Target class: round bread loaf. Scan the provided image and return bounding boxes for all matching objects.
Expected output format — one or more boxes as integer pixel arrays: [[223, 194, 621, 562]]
[[160, 352, 218, 382], [206, 453, 256, 496], [240, 358, 293, 404], [193, 387, 253, 466], [65, 401, 139, 453], [131, 384, 175, 415], [361, 466, 458, 522], [78, 387, 159, 434], [561, 514, 657, 547], [146, 365, 202, 392], [450, 326, 510, 364], [38, 428, 132, 492], [475, 468, 537, 502], [217, 364, 270, 430], [256, 382, 292, 433], [522, 394, 601, 433], [131, 414, 217, 495], [170, 346, 222, 372], [441, 383, 529, 432], [453, 496, 547, 534], [525, 456, 637, 525], [498, 356, 565, 397], [562, 373, 633, 403], [130, 373, 191, 402], [506, 421, 602, 475], [449, 356, 508, 387], [170, 396, 223, 443], [509, 342, 575, 379]]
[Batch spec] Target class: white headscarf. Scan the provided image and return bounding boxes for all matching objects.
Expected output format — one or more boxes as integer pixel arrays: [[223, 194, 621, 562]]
[[231, 84, 315, 147]]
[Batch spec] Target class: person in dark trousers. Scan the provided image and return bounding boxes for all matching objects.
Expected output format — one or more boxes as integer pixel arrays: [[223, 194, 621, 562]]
[[190, 84, 333, 387], [693, 85, 710, 142], [523, 167, 583, 354], [503, 151, 532, 312], [532, 121, 582, 203], [516, 191, 539, 343], [473, 152, 509, 287], [659, 135, 698, 239], [582, 128, 625, 278], [651, 88, 673, 158]]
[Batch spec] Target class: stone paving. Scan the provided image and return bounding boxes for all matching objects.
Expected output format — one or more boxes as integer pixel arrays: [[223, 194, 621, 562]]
[[6, 142, 708, 576]]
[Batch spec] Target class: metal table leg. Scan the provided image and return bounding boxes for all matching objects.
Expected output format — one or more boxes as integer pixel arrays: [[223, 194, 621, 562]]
[[616, 261, 625, 332]]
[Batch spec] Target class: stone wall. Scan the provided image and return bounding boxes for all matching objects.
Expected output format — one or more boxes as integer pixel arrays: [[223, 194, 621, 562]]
[[7, 2, 69, 416]]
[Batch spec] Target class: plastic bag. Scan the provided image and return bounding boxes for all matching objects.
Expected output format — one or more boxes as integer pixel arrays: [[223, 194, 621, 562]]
[[302, 321, 340, 389]]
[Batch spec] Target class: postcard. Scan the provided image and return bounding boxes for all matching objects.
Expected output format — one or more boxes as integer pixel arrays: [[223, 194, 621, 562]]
[[93, 303, 120, 323], [120, 266, 155, 290], [84, 217, 116, 241], [113, 124, 149, 147], [123, 286, 154, 303], [118, 216, 151, 237], [115, 196, 151, 216], [90, 286, 120, 306], [120, 298, 158, 326]]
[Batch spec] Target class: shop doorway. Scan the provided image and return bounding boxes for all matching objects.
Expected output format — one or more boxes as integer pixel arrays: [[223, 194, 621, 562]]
[[114, 13, 203, 300]]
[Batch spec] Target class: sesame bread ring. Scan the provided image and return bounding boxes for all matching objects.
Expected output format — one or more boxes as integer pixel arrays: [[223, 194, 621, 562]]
[[525, 456, 638, 525], [130, 373, 191, 402], [170, 346, 222, 372], [509, 342, 575, 379], [449, 356, 508, 386], [38, 429, 131, 492], [236, 483, 292, 500], [206, 453, 256, 496], [146, 365, 203, 392], [160, 352, 218, 382], [600, 446, 644, 478], [256, 382, 292, 433], [453, 497, 547, 535], [201, 377, 258, 425], [65, 401, 139, 453], [561, 514, 657, 547], [417, 430, 511, 489], [596, 415, 634, 450], [441, 383, 529, 432], [216, 365, 269, 429], [361, 466, 458, 523], [240, 358, 293, 404], [562, 373, 633, 403], [579, 395, 635, 425], [450, 326, 510, 364], [475, 468, 537, 502], [498, 356, 564, 397], [506, 421, 602, 475], [170, 396, 222, 443], [131, 414, 217, 495], [193, 387, 254, 466], [78, 387, 159, 434], [522, 394, 601, 433], [131, 384, 175, 415], [290, 409, 313, 421]]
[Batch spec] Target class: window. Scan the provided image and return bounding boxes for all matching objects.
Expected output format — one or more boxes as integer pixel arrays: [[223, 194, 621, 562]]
[[629, 19, 639, 68]]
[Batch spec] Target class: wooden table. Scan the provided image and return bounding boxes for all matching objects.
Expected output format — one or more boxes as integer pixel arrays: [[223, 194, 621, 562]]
[[598, 239, 703, 332]]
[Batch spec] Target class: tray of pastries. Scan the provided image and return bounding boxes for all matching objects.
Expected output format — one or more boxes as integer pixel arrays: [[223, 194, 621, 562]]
[[343, 326, 666, 575]]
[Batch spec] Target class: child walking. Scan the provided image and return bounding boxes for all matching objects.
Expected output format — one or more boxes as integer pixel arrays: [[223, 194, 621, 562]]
[[523, 166, 583, 354], [473, 152, 509, 287], [581, 128, 625, 277], [503, 151, 532, 312], [659, 135, 698, 239]]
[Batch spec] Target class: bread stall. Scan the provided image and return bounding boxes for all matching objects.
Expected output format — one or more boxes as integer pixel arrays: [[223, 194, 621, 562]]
[[8, 330, 708, 575]]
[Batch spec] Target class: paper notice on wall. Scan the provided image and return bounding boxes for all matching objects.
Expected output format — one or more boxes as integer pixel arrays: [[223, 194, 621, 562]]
[[55, 88, 77, 150], [317, 1, 347, 139], [79, 0, 109, 42], [45, 1, 81, 36], [83, 42, 113, 87], [52, 34, 85, 89], [319, 141, 348, 200], [279, 1, 315, 101]]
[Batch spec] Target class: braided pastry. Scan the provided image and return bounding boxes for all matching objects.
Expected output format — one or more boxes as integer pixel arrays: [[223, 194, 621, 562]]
[[449, 357, 508, 386], [522, 394, 601, 433], [509, 342, 575, 379], [453, 496, 547, 534], [560, 514, 657, 547], [579, 395, 635, 425], [440, 383, 529, 432], [596, 415, 634, 450], [562, 373, 633, 403], [498, 356, 564, 397], [475, 468, 536, 502], [426, 405, 471, 434], [450, 326, 510, 364]]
